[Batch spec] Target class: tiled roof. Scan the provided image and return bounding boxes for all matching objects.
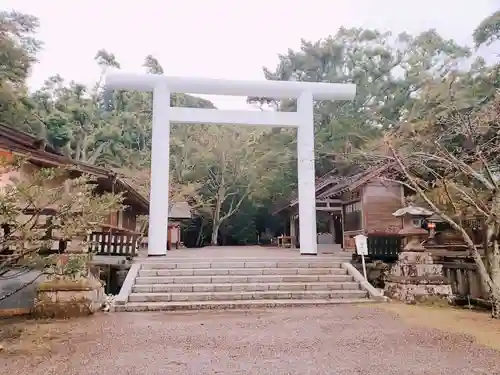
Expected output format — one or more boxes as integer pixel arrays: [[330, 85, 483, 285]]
[[273, 162, 394, 215], [0, 124, 149, 214]]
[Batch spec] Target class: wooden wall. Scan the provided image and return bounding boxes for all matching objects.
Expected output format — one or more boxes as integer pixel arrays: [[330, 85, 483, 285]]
[[121, 209, 137, 231], [342, 181, 404, 250], [341, 180, 404, 250], [341, 189, 363, 250], [105, 209, 137, 231], [107, 212, 118, 227], [362, 181, 404, 233]]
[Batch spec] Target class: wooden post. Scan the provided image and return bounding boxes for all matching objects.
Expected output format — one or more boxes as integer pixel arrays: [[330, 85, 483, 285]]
[[329, 214, 336, 244], [290, 216, 296, 248], [167, 224, 172, 251]]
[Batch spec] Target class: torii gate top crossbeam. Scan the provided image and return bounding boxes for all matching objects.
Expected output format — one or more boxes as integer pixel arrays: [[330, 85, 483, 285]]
[[105, 71, 356, 101]]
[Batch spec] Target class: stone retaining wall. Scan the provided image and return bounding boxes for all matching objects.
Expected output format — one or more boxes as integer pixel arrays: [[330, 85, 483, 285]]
[[33, 278, 105, 318]]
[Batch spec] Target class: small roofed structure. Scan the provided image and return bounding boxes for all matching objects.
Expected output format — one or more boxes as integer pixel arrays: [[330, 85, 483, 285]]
[[392, 206, 433, 218], [168, 202, 192, 249], [139, 201, 193, 251], [169, 202, 192, 220]]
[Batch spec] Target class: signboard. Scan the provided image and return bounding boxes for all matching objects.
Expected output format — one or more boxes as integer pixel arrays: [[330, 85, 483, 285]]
[[354, 234, 368, 256]]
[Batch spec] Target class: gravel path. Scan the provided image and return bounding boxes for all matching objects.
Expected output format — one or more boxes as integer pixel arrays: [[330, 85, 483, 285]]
[[2, 306, 500, 375]]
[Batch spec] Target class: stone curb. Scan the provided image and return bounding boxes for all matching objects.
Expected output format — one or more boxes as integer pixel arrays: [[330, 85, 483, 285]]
[[115, 263, 141, 306], [342, 262, 388, 302]]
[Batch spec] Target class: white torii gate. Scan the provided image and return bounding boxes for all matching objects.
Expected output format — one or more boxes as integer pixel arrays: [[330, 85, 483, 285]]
[[105, 72, 356, 256]]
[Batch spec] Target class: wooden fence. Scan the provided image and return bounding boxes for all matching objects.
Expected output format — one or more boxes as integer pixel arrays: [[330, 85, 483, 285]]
[[367, 234, 401, 261], [88, 231, 139, 257], [427, 248, 489, 302], [411, 247, 490, 304], [0, 230, 140, 260], [441, 262, 488, 301], [0, 207, 142, 259], [351, 234, 402, 263]]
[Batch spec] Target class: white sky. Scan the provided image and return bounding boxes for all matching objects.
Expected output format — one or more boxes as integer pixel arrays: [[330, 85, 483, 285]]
[[3, 0, 499, 109]]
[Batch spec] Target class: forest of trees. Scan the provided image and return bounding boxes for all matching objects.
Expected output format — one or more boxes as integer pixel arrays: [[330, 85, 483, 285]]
[[1, 9, 500, 246]]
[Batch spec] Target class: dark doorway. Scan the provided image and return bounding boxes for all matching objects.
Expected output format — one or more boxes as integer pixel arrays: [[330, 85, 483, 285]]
[[333, 215, 343, 246]]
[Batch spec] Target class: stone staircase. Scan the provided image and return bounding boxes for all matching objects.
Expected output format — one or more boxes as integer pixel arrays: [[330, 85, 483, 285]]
[[115, 257, 375, 312]]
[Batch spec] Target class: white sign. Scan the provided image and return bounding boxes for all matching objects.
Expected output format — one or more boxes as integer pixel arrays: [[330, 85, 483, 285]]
[[354, 234, 368, 256], [354, 234, 368, 280]]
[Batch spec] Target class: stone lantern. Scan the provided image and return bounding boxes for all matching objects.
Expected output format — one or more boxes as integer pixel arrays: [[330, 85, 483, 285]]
[[384, 206, 453, 304], [393, 206, 433, 251], [426, 213, 444, 245]]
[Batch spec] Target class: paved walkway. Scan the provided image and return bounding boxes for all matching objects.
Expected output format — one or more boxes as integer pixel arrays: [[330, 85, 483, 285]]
[[2, 305, 500, 375]]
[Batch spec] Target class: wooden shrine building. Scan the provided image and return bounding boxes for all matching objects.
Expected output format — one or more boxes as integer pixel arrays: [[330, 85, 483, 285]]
[[273, 163, 406, 251]]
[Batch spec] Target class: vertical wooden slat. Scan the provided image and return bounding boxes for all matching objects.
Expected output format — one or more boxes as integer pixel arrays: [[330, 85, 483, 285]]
[[86, 231, 139, 257], [104, 234, 109, 254], [107, 230, 112, 255], [126, 234, 130, 255], [115, 234, 120, 255]]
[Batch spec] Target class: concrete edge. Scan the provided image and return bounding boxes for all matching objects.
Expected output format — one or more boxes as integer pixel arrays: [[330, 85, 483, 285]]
[[342, 262, 388, 302], [115, 263, 141, 306]]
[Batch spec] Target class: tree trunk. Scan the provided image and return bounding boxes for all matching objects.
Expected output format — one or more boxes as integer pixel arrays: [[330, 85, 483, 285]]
[[485, 196, 500, 318], [489, 267, 500, 319], [211, 186, 224, 246], [196, 218, 204, 247], [492, 294, 500, 319], [211, 223, 219, 246], [74, 136, 83, 160], [476, 240, 500, 318]]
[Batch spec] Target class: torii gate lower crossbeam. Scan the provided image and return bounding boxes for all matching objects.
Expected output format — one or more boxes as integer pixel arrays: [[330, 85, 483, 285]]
[[105, 72, 356, 256]]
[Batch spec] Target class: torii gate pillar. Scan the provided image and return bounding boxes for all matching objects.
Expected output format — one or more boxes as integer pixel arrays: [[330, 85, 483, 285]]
[[105, 72, 356, 256]]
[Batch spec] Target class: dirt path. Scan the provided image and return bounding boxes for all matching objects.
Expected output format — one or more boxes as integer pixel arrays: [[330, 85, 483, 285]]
[[1, 305, 500, 375]]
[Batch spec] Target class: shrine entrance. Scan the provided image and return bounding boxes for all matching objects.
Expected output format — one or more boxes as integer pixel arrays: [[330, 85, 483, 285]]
[[105, 71, 355, 256]]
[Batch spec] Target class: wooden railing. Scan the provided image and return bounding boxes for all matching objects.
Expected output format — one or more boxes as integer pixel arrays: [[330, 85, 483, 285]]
[[0, 217, 142, 259], [87, 231, 140, 257], [426, 248, 489, 303], [441, 262, 488, 301]]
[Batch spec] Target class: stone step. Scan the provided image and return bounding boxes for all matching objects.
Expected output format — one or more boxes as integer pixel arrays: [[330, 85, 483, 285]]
[[128, 290, 367, 302], [134, 274, 354, 285], [132, 281, 361, 293], [138, 267, 347, 277], [139, 261, 344, 270], [116, 298, 375, 312]]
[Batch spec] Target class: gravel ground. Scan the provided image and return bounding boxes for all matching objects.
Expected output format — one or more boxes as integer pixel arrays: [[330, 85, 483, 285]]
[[2, 305, 500, 375]]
